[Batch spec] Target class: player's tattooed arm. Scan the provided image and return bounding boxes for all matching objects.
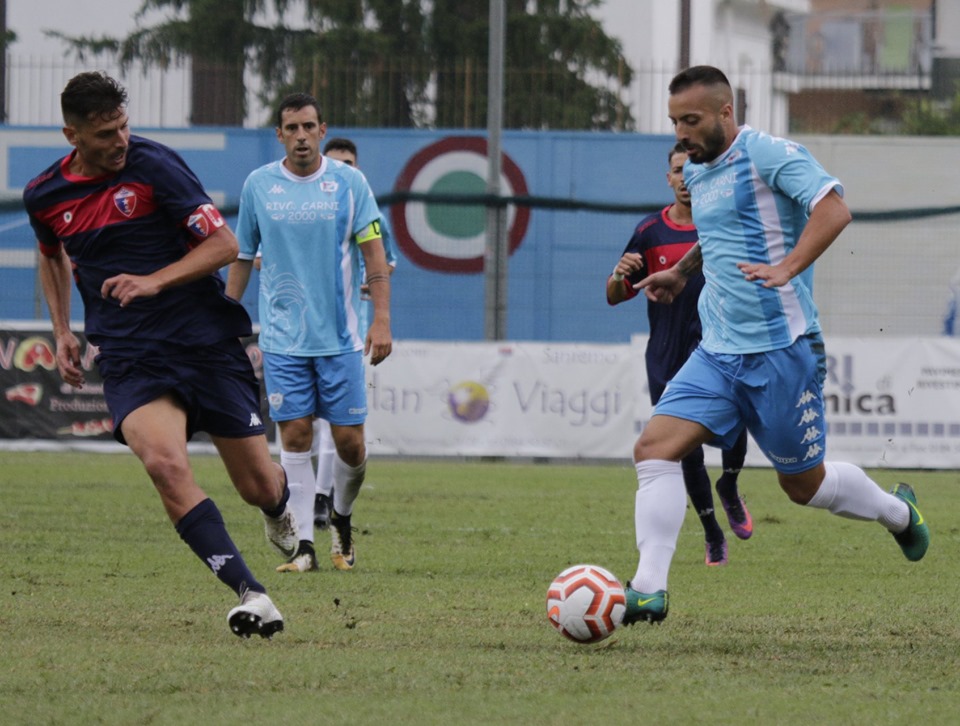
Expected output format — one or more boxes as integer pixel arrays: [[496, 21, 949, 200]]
[[675, 243, 703, 278]]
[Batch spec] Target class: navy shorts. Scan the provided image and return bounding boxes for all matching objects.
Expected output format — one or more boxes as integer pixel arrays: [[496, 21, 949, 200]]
[[96, 338, 265, 445]]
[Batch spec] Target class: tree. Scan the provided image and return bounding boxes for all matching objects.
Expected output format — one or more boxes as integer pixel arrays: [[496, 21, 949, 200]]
[[429, 0, 634, 129], [52, 0, 632, 130], [50, 0, 255, 125]]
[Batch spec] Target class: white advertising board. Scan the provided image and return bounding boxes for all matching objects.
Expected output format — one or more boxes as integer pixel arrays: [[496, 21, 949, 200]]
[[364, 340, 637, 459], [366, 337, 960, 469]]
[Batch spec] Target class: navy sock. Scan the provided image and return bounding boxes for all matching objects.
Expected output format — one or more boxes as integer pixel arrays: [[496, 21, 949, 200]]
[[681, 448, 724, 542], [175, 498, 265, 596], [260, 472, 290, 519], [717, 430, 748, 500]]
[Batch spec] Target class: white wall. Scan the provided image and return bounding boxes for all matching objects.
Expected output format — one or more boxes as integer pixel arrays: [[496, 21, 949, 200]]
[[603, 0, 807, 135], [799, 135, 960, 336]]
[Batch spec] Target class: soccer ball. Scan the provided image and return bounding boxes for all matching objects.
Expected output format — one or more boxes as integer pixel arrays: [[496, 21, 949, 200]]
[[546, 564, 626, 643]]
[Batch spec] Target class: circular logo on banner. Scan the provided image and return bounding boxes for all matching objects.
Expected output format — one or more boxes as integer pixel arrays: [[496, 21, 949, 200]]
[[447, 380, 491, 423], [391, 137, 530, 273]]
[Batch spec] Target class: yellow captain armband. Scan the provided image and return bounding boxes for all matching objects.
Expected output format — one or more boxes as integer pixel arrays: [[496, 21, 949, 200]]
[[356, 219, 382, 244]]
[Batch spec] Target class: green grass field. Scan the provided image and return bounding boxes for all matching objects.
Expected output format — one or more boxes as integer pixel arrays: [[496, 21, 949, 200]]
[[1, 453, 957, 725]]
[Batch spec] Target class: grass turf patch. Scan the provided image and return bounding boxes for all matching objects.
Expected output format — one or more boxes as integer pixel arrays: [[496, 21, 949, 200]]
[[0, 453, 957, 724]]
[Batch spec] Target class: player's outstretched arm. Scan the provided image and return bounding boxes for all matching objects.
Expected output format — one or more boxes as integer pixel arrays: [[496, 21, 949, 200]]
[[606, 252, 644, 305], [101, 226, 239, 307], [738, 189, 851, 288], [636, 243, 701, 304]]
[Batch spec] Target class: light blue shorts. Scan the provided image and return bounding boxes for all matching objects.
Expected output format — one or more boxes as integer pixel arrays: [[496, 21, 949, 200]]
[[653, 334, 827, 474], [262, 350, 367, 426]]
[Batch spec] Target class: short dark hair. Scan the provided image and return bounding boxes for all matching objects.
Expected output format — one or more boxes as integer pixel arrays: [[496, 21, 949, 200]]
[[668, 65, 732, 96], [323, 137, 358, 159], [275, 93, 322, 128], [61, 71, 127, 126], [668, 141, 686, 164]]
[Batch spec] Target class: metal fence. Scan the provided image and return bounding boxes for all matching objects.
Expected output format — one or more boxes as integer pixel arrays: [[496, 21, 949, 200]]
[[4, 54, 942, 139], [3, 53, 639, 131]]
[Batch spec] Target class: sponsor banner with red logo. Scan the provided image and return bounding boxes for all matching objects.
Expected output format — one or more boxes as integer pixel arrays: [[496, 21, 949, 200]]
[[5, 325, 960, 467], [0, 328, 111, 440], [0, 324, 268, 444]]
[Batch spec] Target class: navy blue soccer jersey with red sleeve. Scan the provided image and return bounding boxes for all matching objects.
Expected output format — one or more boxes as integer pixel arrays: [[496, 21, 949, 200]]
[[22, 135, 251, 350], [619, 205, 704, 402]]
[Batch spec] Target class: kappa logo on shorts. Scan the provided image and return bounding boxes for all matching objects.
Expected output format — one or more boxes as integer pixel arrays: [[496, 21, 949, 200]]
[[800, 425, 821, 444], [796, 389, 816, 407], [249, 413, 262, 427], [803, 443, 824, 461]]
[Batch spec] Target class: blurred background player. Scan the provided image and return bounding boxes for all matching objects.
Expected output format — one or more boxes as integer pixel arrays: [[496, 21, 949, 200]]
[[249, 136, 399, 534], [607, 142, 752, 567], [311, 136, 399, 532], [227, 95, 392, 574], [624, 65, 929, 626], [23, 71, 296, 639]]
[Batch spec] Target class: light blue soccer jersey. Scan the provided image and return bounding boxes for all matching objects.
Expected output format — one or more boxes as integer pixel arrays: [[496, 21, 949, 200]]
[[236, 156, 382, 356], [685, 126, 842, 354]]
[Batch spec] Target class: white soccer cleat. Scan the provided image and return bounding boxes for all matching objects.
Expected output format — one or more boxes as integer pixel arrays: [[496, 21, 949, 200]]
[[329, 510, 356, 571], [228, 590, 284, 639], [276, 541, 319, 573], [262, 504, 297, 558]]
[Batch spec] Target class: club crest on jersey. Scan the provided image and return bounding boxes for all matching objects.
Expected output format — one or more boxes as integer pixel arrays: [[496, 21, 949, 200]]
[[113, 187, 137, 217], [187, 212, 210, 238], [320, 181, 339, 193]]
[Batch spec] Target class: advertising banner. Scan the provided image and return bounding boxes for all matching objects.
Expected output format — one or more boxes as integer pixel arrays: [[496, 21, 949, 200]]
[[0, 324, 268, 445], [3, 324, 960, 468], [816, 336, 960, 469], [364, 340, 638, 458]]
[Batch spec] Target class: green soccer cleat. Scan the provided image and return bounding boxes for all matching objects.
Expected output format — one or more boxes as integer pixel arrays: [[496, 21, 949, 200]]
[[891, 482, 929, 562], [622, 584, 669, 625]]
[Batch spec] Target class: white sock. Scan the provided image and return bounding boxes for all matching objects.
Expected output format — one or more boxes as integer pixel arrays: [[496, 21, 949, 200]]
[[280, 449, 315, 542], [332, 455, 366, 516], [314, 419, 335, 497], [806, 461, 909, 531], [631, 459, 688, 593], [310, 418, 322, 458]]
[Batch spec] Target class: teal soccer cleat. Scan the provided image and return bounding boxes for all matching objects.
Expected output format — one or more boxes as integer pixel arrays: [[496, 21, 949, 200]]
[[891, 482, 929, 562], [622, 584, 669, 625]]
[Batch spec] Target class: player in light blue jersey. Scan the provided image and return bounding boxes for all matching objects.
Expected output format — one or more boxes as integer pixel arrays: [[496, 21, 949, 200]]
[[227, 94, 392, 574], [619, 66, 929, 627], [310, 137, 399, 532]]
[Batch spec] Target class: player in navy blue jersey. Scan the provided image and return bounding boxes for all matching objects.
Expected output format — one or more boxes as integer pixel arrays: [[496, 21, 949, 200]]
[[607, 143, 752, 568], [23, 71, 298, 639]]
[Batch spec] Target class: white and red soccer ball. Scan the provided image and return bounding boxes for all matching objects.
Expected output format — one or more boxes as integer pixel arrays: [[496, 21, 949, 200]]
[[546, 564, 626, 643]]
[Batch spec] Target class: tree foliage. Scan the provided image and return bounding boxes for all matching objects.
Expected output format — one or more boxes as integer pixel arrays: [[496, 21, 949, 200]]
[[900, 94, 960, 136], [51, 0, 633, 130]]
